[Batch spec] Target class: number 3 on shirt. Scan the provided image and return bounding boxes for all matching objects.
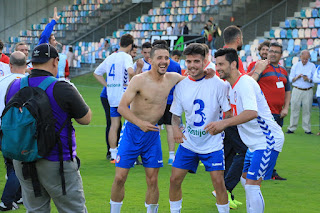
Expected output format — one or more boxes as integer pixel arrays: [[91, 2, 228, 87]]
[[109, 64, 115, 80], [193, 99, 206, 127]]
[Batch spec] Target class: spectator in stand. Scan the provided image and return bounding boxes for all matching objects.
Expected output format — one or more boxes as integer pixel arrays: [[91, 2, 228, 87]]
[[313, 66, 320, 136], [206, 19, 218, 50], [173, 23, 181, 35], [181, 21, 189, 35], [247, 40, 270, 73], [67, 46, 77, 69], [134, 42, 152, 74], [166, 22, 173, 35], [0, 39, 10, 64], [287, 50, 315, 134], [248, 42, 290, 180]]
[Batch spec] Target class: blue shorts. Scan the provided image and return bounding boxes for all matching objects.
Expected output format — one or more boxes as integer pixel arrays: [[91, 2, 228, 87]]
[[243, 149, 279, 180], [172, 145, 225, 173], [110, 107, 121, 117], [116, 122, 163, 169]]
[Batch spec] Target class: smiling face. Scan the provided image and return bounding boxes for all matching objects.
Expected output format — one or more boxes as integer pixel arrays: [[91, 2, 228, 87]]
[[267, 46, 282, 65], [215, 55, 234, 80], [150, 49, 170, 75], [259, 45, 269, 60], [185, 54, 206, 80]]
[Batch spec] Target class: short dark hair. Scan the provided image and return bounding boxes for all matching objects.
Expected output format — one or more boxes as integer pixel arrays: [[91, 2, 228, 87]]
[[172, 50, 182, 57], [214, 48, 239, 69], [68, 46, 73, 52], [152, 40, 168, 47], [258, 40, 270, 51], [142, 42, 152, 49], [269, 42, 283, 53], [131, 44, 137, 50], [183, 43, 206, 59], [201, 43, 209, 55], [0, 40, 3, 50], [15, 42, 27, 51], [10, 52, 26, 66], [223, 25, 242, 45], [150, 43, 169, 58], [120, 34, 134, 48]]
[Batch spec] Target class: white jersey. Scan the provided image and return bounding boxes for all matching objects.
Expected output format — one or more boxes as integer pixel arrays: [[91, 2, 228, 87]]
[[133, 58, 151, 73], [0, 73, 26, 124], [229, 75, 284, 152], [170, 75, 231, 154], [204, 61, 216, 71], [94, 51, 133, 107], [0, 62, 10, 77]]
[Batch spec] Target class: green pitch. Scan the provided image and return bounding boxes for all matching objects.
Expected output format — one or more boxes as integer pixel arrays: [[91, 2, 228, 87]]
[[1, 73, 319, 212]]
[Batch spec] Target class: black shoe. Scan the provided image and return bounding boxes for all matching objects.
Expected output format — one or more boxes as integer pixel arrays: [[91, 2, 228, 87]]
[[134, 159, 143, 165], [305, 131, 313, 135], [272, 175, 287, 180], [106, 154, 111, 161], [286, 130, 294, 134], [0, 202, 19, 211]]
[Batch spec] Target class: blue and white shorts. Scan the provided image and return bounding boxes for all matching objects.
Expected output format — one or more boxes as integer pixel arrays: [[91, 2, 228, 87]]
[[172, 145, 225, 173], [110, 107, 121, 117], [243, 149, 279, 180], [116, 122, 163, 169]]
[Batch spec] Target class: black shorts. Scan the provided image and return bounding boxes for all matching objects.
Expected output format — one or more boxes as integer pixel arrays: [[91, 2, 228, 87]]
[[158, 104, 172, 125]]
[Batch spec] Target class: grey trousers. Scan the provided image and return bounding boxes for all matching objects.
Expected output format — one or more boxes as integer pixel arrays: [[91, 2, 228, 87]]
[[288, 87, 313, 132], [13, 159, 87, 213]]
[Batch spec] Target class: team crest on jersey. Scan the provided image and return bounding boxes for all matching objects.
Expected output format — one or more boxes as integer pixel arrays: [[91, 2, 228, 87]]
[[234, 91, 237, 102], [0, 70, 3, 76], [116, 155, 120, 163]]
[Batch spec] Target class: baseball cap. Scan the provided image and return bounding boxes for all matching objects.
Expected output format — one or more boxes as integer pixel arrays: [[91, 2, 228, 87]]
[[29, 43, 59, 64]]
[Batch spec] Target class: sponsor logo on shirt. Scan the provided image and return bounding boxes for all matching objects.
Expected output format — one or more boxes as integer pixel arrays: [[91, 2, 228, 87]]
[[157, 160, 163, 163], [187, 125, 207, 137], [212, 162, 222, 166], [107, 83, 121, 87], [248, 171, 255, 176]]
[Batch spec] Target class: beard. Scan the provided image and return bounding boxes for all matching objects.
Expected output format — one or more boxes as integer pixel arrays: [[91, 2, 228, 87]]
[[237, 45, 242, 51]]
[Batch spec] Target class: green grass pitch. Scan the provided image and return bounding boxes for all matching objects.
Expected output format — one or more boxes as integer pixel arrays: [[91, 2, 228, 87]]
[[1, 73, 319, 212]]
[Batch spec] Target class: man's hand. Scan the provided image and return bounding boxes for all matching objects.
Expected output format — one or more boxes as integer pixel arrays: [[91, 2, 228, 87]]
[[254, 59, 269, 75], [53, 7, 61, 22], [204, 68, 215, 79], [137, 120, 159, 132], [280, 108, 288, 118], [173, 126, 186, 143], [136, 59, 144, 69], [302, 75, 309, 82], [204, 121, 227, 135]]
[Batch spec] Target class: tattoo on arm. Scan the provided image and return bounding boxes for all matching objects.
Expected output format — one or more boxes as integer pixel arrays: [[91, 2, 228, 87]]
[[172, 114, 181, 127]]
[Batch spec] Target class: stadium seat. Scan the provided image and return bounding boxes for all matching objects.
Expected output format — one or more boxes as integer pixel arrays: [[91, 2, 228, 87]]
[[280, 29, 287, 38], [309, 18, 315, 28], [292, 29, 298, 38], [298, 29, 304, 38], [304, 28, 311, 38], [305, 8, 312, 18], [312, 8, 318, 17], [302, 18, 308, 28], [300, 9, 306, 18]]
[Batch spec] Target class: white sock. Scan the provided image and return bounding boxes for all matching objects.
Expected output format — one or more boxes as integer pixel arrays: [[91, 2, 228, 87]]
[[110, 148, 118, 160], [110, 199, 123, 213], [216, 202, 230, 213], [145, 203, 159, 213], [169, 199, 182, 213], [240, 176, 246, 188], [245, 185, 264, 213], [169, 151, 175, 160]]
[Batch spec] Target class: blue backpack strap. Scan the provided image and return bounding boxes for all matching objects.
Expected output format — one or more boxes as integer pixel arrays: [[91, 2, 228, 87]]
[[37, 76, 57, 91], [20, 76, 29, 89]]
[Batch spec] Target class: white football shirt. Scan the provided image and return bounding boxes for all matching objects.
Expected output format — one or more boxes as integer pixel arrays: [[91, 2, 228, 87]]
[[133, 58, 151, 73], [229, 75, 284, 152], [170, 75, 231, 154], [0, 62, 10, 77], [0, 73, 26, 124], [94, 51, 133, 107]]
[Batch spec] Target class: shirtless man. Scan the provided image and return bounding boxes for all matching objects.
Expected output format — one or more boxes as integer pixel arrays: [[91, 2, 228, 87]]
[[109, 43, 185, 213]]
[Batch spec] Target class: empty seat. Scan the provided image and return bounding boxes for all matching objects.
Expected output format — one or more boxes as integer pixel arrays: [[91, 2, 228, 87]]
[[298, 29, 304, 38], [280, 29, 287, 38], [309, 18, 315, 28]]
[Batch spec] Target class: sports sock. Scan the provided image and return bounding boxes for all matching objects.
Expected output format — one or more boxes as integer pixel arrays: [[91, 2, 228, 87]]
[[245, 185, 264, 213], [145, 203, 159, 213], [169, 151, 175, 160], [240, 176, 246, 188], [110, 199, 122, 213], [110, 148, 118, 160], [169, 199, 182, 213], [216, 202, 230, 213]]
